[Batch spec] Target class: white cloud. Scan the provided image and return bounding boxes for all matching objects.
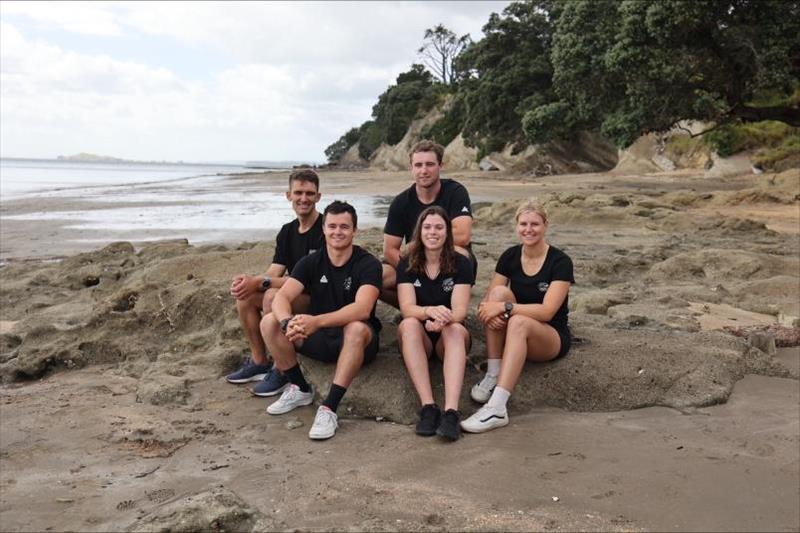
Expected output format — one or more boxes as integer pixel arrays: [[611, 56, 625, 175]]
[[0, 2, 508, 161], [0, 1, 124, 36]]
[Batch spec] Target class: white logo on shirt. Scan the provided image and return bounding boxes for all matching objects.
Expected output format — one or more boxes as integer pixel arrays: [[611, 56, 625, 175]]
[[413, 279, 422, 288], [461, 206, 470, 213], [344, 276, 352, 291], [308, 249, 317, 255], [442, 277, 454, 293], [538, 282, 549, 292], [320, 275, 328, 283]]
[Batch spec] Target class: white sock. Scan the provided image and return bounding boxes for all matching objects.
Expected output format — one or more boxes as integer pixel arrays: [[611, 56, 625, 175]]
[[486, 358, 501, 377], [487, 386, 510, 410]]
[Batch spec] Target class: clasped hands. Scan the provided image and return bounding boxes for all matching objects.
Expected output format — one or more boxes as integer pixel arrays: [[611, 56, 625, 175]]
[[423, 305, 453, 333], [478, 300, 508, 331], [284, 314, 320, 343]]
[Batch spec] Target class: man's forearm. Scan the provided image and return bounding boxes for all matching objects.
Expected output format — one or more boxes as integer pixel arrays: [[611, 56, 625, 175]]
[[314, 302, 373, 329]]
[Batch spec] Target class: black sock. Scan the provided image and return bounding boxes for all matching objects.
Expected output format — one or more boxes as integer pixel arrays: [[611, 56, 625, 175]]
[[284, 364, 311, 393], [322, 383, 347, 413]]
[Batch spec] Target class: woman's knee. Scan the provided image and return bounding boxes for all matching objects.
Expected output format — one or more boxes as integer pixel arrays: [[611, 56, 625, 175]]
[[487, 285, 514, 302], [398, 317, 423, 338], [441, 322, 469, 341], [507, 314, 540, 333]]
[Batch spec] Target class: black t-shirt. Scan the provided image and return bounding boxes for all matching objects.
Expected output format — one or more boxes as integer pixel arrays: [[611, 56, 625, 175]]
[[396, 253, 473, 308], [273, 215, 324, 273], [290, 245, 383, 332], [495, 245, 574, 333], [384, 179, 473, 244]]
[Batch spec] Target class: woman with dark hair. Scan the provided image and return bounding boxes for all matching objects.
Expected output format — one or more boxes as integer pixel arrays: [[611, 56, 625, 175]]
[[396, 206, 473, 441]]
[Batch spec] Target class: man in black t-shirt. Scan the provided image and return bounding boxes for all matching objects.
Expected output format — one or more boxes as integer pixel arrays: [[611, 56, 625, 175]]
[[381, 139, 475, 307], [261, 201, 382, 440], [227, 170, 324, 395]]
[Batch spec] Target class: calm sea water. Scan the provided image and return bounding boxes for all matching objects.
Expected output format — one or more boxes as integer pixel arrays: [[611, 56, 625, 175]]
[[0, 159, 388, 250]]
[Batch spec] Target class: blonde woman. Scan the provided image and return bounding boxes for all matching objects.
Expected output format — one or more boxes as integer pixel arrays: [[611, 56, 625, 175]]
[[462, 199, 573, 433], [397, 206, 473, 441]]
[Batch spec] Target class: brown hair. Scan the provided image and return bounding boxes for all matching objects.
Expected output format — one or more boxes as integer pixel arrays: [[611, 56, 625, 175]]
[[403, 206, 457, 276], [409, 139, 444, 164], [288, 169, 320, 190]]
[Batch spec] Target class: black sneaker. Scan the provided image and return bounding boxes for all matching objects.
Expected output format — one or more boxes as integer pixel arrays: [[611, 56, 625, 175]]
[[436, 409, 461, 441], [415, 404, 441, 436]]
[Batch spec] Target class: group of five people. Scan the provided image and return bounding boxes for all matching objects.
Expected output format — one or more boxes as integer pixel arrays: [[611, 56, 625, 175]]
[[228, 140, 574, 441]]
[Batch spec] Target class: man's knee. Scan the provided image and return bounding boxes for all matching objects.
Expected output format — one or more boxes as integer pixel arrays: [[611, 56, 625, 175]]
[[343, 321, 371, 346], [262, 288, 279, 313], [260, 313, 280, 336], [487, 285, 514, 302]]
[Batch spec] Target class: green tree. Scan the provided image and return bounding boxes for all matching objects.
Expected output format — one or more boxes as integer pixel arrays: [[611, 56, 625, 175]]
[[456, 1, 558, 152], [524, 0, 800, 147]]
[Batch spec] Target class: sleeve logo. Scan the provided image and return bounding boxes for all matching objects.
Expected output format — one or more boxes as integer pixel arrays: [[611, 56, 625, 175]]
[[538, 281, 549, 292]]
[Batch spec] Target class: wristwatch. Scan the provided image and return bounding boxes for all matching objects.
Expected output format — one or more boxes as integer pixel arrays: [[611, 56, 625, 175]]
[[260, 276, 271, 292], [502, 302, 514, 320], [279, 316, 293, 333]]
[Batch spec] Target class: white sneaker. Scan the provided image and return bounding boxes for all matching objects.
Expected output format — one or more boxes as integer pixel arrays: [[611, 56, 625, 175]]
[[308, 406, 338, 440], [460, 404, 509, 433], [267, 384, 314, 415], [470, 373, 497, 403]]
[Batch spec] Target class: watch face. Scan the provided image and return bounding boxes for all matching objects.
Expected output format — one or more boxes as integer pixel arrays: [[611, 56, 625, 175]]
[[505, 302, 513, 313]]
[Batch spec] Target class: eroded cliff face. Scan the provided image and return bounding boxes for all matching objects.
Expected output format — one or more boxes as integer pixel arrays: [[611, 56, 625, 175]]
[[366, 101, 619, 174]]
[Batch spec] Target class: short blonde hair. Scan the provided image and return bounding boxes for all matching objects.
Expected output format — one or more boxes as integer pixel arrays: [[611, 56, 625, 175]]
[[515, 198, 548, 224]]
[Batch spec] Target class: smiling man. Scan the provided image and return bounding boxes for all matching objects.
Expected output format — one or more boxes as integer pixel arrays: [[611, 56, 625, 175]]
[[260, 200, 382, 440], [227, 169, 324, 396], [380, 139, 476, 307]]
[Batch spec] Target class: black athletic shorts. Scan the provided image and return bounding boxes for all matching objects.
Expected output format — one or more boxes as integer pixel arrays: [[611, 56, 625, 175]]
[[555, 326, 571, 359], [298, 323, 380, 364]]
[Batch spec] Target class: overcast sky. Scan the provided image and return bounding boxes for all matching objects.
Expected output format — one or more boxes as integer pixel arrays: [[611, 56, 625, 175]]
[[0, 1, 508, 163]]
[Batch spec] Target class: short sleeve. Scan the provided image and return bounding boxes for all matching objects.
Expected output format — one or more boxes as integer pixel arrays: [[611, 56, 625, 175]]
[[383, 195, 406, 238], [448, 184, 472, 220], [356, 255, 383, 291], [551, 252, 575, 284], [272, 224, 288, 266], [289, 253, 314, 288], [395, 257, 412, 285], [495, 246, 517, 278], [453, 253, 473, 285]]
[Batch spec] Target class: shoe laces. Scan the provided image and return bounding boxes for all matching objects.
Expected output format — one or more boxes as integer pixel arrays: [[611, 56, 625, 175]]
[[478, 373, 497, 389], [280, 383, 300, 401], [315, 407, 336, 426]]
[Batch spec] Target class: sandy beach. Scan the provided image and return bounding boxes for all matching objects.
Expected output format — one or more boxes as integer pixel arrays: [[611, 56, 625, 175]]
[[1, 167, 798, 531]]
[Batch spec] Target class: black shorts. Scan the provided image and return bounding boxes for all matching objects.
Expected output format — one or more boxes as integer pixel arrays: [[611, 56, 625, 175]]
[[297, 323, 380, 364], [555, 327, 571, 359]]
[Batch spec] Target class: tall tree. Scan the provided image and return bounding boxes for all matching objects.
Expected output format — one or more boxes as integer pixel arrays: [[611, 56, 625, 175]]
[[456, 1, 557, 150], [524, 0, 800, 147], [418, 24, 471, 85]]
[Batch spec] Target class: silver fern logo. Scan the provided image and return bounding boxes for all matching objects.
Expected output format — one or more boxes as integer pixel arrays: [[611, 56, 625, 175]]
[[442, 277, 454, 292], [538, 281, 549, 292]]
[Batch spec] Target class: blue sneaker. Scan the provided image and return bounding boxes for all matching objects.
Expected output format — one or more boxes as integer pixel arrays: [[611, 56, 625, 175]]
[[251, 367, 289, 397], [225, 358, 272, 384]]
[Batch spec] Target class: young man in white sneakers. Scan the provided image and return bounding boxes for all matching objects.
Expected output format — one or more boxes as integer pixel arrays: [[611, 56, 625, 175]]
[[260, 201, 382, 440], [380, 139, 477, 307], [227, 170, 324, 396]]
